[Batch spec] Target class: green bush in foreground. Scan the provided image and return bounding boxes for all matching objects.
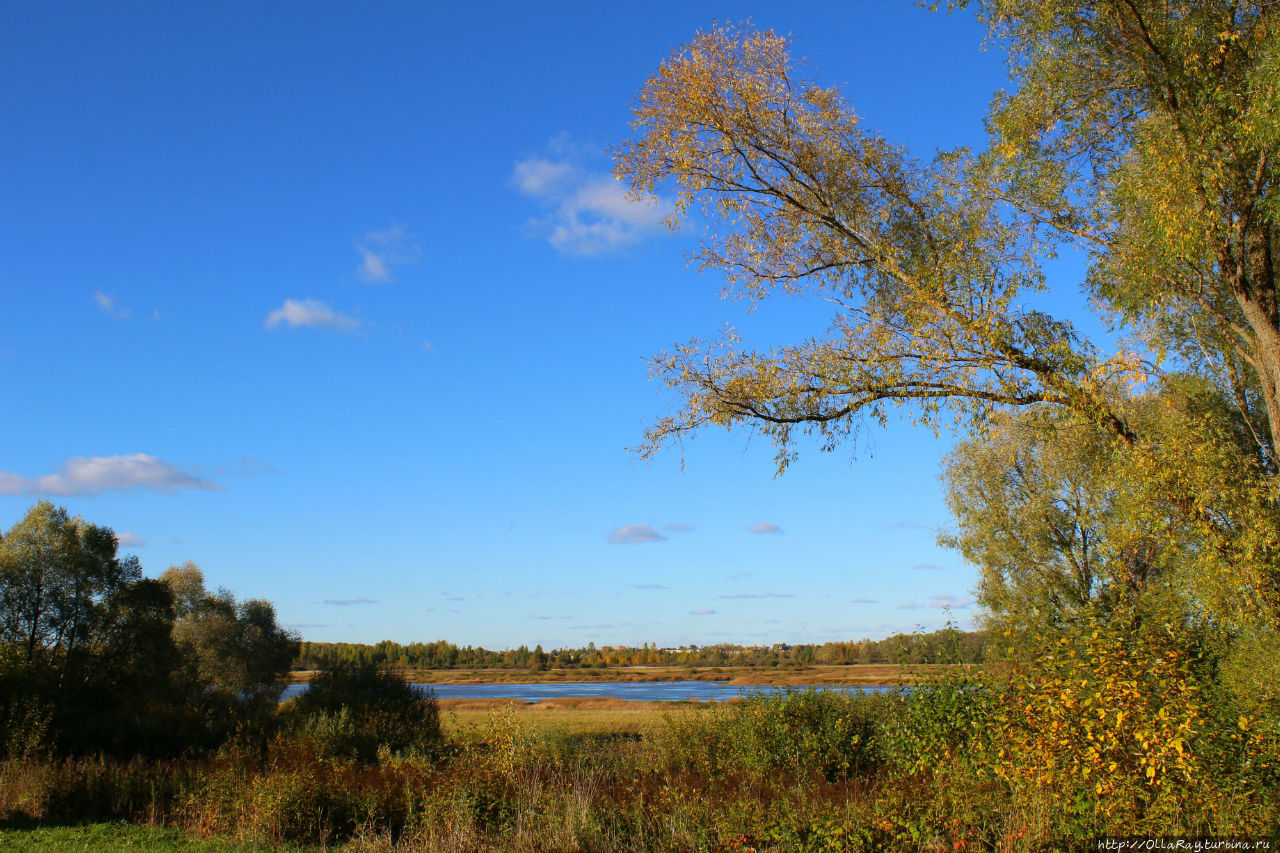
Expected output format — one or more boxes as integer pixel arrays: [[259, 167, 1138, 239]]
[[283, 662, 441, 764], [660, 689, 891, 783]]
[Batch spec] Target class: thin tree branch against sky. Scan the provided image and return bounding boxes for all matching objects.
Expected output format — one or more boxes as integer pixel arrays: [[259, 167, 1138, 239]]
[[0, 2, 1047, 648]]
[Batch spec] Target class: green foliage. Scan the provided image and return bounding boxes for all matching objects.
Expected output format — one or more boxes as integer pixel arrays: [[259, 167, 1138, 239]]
[[286, 662, 441, 763], [163, 563, 298, 713], [662, 690, 889, 782], [973, 0, 1280, 463], [0, 501, 142, 670], [943, 376, 1280, 628], [0, 822, 301, 853], [296, 629, 989, 671], [0, 503, 187, 757], [881, 669, 996, 777], [0, 504, 299, 758]]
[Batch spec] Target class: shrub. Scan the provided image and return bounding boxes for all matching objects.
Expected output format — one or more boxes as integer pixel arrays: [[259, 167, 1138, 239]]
[[662, 689, 888, 782], [286, 662, 441, 763], [880, 668, 995, 777]]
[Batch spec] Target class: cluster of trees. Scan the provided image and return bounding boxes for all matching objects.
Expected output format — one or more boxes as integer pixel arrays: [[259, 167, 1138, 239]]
[[0, 502, 298, 757], [295, 628, 987, 672], [616, 0, 1280, 716]]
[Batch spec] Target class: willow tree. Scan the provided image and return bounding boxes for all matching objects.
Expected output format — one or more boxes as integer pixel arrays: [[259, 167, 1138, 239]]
[[973, 0, 1280, 468], [942, 376, 1280, 630], [615, 2, 1278, 471]]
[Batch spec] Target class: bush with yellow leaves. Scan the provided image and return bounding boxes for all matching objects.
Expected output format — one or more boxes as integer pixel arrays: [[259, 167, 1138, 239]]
[[987, 605, 1278, 833]]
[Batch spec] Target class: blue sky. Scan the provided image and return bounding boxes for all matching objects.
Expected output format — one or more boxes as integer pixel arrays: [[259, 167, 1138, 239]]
[[2, 2, 1067, 648]]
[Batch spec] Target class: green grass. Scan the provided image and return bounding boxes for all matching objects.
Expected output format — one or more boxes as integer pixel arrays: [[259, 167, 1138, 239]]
[[0, 821, 301, 852]]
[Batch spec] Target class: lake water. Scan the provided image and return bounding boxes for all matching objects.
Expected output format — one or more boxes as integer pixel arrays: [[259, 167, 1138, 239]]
[[279, 680, 902, 703]]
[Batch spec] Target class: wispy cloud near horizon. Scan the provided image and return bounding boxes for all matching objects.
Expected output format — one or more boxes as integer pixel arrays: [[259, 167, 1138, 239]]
[[746, 522, 783, 535], [323, 597, 379, 606], [606, 524, 665, 544], [0, 454, 219, 497]]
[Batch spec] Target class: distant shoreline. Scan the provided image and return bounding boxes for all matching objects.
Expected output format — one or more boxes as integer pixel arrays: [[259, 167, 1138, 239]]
[[284, 662, 954, 687]]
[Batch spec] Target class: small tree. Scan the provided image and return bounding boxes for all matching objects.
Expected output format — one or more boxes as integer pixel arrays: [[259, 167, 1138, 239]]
[[159, 562, 298, 752], [289, 661, 441, 763]]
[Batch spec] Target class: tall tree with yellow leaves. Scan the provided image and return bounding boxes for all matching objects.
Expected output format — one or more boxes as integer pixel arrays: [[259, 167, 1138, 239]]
[[616, 2, 1278, 471]]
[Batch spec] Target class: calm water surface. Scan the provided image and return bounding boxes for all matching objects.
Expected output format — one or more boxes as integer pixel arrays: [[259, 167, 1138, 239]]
[[279, 680, 902, 703]]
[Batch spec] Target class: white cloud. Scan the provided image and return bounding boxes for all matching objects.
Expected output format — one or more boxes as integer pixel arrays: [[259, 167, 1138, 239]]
[[0, 454, 219, 497], [690, 608, 717, 616], [717, 592, 795, 599], [851, 597, 877, 604], [264, 299, 361, 332], [116, 531, 145, 548], [746, 522, 784, 535], [94, 291, 130, 319], [930, 594, 972, 609], [358, 250, 388, 281], [323, 597, 379, 606], [909, 563, 946, 571], [606, 524, 666, 544], [512, 140, 674, 256], [355, 225, 419, 283], [512, 158, 574, 196]]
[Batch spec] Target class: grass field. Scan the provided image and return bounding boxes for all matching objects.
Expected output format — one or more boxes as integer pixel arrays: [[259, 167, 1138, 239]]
[[0, 703, 705, 853], [436, 695, 714, 738], [0, 821, 302, 852]]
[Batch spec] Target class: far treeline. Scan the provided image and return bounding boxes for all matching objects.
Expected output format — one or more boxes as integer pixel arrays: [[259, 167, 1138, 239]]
[[295, 629, 989, 671]]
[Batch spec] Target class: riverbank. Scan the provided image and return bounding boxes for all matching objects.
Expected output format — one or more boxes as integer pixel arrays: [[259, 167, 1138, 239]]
[[285, 662, 942, 686]]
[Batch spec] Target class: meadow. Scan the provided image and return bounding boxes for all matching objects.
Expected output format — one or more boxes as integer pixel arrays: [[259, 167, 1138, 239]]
[[3, 673, 1277, 852]]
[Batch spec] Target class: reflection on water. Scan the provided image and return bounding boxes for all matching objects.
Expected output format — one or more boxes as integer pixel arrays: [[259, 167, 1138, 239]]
[[279, 680, 902, 703]]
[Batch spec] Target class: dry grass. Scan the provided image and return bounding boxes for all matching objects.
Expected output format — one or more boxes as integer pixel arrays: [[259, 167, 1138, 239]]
[[437, 697, 713, 737]]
